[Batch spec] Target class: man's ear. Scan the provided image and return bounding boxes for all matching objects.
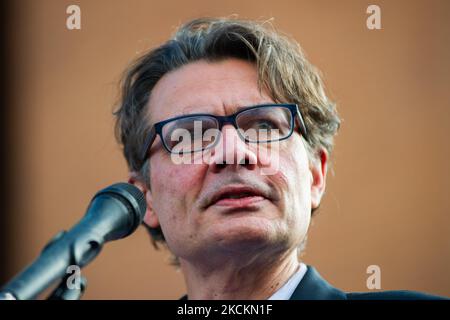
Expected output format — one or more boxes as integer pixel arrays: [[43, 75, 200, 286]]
[[128, 172, 160, 229], [310, 147, 328, 209]]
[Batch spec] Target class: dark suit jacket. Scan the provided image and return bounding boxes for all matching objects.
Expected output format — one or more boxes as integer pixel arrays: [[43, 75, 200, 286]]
[[289, 265, 447, 300], [180, 265, 448, 300]]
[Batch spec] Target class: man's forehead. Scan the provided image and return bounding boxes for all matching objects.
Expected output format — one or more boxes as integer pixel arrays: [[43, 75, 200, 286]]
[[146, 59, 274, 123]]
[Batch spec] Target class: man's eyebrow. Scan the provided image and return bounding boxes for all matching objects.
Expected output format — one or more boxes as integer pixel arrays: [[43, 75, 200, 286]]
[[235, 103, 270, 111], [180, 102, 276, 115]]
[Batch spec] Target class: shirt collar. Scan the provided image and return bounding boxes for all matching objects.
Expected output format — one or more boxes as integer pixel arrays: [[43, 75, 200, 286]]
[[268, 263, 307, 300]]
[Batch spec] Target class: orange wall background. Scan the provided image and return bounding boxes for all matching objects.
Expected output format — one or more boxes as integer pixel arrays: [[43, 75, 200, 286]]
[[3, 0, 450, 298]]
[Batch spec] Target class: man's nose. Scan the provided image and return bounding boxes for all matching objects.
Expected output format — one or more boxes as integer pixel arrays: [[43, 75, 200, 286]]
[[207, 124, 258, 172]]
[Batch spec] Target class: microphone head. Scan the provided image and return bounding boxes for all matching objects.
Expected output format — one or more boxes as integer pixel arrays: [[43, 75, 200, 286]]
[[94, 182, 147, 237]]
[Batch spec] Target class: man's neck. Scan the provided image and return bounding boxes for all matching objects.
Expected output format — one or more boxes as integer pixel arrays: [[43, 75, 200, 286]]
[[180, 250, 301, 300]]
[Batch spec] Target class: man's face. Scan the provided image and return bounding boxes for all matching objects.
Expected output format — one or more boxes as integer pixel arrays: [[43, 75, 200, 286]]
[[138, 58, 327, 263]]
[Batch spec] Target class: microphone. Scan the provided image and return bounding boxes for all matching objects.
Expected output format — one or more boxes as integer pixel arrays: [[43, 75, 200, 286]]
[[0, 182, 146, 300]]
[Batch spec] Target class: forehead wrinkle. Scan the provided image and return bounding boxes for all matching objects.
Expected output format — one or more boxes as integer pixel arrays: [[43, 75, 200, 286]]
[[146, 58, 274, 123]]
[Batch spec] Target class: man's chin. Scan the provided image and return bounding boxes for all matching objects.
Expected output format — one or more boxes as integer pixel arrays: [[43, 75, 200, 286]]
[[205, 221, 281, 252]]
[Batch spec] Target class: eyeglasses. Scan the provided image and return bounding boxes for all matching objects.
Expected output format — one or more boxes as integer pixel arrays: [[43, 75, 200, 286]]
[[140, 103, 309, 161]]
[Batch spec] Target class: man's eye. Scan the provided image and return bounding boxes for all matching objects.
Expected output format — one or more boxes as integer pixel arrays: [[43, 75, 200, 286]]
[[166, 123, 195, 138], [254, 120, 279, 130], [181, 125, 196, 134]]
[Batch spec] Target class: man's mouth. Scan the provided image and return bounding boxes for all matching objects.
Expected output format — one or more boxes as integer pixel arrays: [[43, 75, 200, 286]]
[[208, 186, 269, 209]]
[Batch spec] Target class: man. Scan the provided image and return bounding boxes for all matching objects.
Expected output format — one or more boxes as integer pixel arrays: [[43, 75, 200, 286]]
[[114, 17, 446, 300]]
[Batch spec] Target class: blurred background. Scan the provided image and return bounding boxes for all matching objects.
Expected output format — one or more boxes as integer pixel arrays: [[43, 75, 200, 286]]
[[1, 0, 449, 299]]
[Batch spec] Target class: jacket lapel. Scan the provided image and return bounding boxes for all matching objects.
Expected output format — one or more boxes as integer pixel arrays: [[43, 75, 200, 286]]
[[290, 266, 347, 300]]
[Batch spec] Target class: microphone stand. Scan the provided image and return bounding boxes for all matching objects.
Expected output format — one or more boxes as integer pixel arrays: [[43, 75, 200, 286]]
[[0, 228, 99, 300], [45, 231, 88, 300], [0, 182, 146, 300], [47, 273, 87, 300]]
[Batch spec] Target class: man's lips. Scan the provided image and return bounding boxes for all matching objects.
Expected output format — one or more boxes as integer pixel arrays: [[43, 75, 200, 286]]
[[207, 185, 270, 209], [213, 195, 266, 208]]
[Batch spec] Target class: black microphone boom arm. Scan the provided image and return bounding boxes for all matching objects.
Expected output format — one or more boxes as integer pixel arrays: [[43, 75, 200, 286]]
[[0, 183, 146, 300]]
